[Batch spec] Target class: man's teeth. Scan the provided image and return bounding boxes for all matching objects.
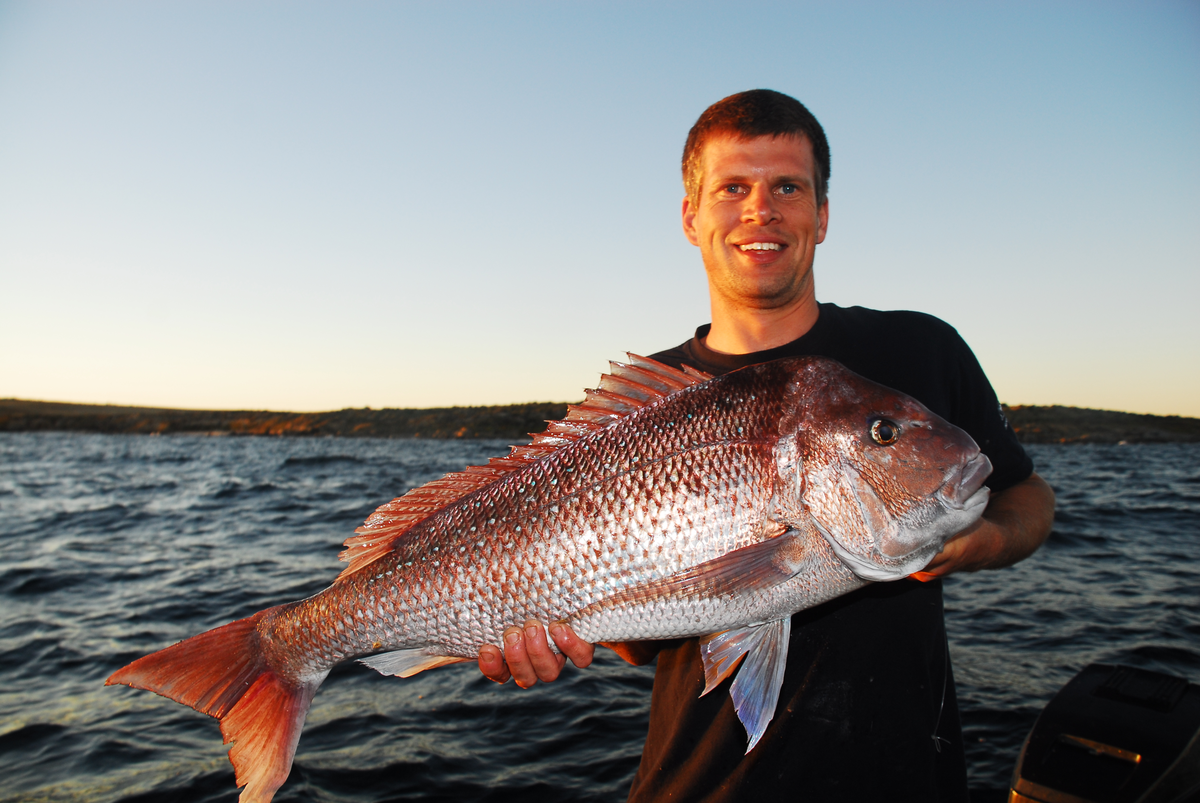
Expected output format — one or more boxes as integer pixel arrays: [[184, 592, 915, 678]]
[[738, 242, 782, 251]]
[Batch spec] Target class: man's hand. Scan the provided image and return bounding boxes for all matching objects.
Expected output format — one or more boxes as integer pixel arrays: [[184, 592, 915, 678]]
[[911, 472, 1055, 582], [477, 620, 595, 688]]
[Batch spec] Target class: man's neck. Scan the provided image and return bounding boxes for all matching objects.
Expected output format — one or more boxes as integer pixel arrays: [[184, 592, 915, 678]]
[[703, 297, 820, 355]]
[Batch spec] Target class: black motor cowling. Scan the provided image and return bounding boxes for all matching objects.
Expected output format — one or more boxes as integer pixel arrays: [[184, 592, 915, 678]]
[[1009, 664, 1200, 803]]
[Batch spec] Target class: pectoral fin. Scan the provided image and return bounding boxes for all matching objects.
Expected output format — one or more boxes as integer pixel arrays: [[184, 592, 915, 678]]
[[583, 524, 806, 616], [699, 617, 792, 753]]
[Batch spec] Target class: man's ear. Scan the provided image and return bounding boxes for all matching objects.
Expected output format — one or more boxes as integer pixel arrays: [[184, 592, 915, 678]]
[[816, 199, 829, 244], [682, 196, 700, 246]]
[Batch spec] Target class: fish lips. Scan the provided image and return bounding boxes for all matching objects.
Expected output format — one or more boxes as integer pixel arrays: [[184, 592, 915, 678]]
[[951, 451, 993, 510]]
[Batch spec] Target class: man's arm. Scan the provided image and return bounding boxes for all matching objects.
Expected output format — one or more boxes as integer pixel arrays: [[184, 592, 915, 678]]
[[913, 471, 1055, 580]]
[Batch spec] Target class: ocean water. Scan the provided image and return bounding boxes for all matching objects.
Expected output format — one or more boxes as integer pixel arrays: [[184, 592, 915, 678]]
[[0, 433, 1197, 802]]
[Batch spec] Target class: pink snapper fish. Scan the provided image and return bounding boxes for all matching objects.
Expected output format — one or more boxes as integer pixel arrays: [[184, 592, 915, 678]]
[[107, 355, 991, 802]]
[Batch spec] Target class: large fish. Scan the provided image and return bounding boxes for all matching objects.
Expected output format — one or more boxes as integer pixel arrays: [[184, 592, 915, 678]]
[[107, 355, 992, 802]]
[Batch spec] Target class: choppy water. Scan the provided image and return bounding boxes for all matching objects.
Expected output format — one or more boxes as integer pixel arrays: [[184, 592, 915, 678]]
[[1, 434, 1197, 802]]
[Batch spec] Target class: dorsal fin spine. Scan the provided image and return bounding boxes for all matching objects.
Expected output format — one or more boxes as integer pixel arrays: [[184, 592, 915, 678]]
[[624, 353, 711, 383], [598, 373, 660, 402], [564, 406, 617, 425], [608, 364, 688, 395]]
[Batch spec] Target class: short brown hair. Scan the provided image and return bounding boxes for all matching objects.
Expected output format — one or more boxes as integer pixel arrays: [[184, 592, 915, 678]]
[[682, 89, 830, 207]]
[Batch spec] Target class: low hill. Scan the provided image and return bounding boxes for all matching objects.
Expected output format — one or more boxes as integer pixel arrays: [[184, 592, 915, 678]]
[[0, 399, 568, 440], [1002, 405, 1200, 444], [1, 398, 1197, 444]]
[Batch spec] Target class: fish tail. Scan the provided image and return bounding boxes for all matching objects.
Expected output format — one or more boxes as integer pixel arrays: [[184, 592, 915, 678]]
[[106, 606, 326, 803]]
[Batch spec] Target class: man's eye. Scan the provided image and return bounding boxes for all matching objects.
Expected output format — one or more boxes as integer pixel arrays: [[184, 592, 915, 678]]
[[777, 184, 798, 195], [721, 184, 742, 194]]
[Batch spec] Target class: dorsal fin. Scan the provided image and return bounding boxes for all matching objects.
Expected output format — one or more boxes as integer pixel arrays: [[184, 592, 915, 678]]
[[335, 355, 713, 580]]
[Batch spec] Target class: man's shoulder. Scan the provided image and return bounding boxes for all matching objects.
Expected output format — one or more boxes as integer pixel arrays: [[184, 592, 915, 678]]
[[817, 304, 971, 369], [823, 304, 960, 340]]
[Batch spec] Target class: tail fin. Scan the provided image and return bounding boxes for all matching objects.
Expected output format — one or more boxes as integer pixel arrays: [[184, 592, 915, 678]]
[[106, 607, 327, 803]]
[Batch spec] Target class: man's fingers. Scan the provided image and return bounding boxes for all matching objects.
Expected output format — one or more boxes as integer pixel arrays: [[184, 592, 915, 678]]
[[549, 622, 594, 669], [523, 620, 567, 682], [910, 526, 989, 581], [477, 643, 511, 684], [502, 626, 540, 688], [480, 620, 594, 689]]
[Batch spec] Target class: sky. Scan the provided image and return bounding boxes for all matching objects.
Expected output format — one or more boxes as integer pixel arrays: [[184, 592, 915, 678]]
[[1, 1, 1197, 417]]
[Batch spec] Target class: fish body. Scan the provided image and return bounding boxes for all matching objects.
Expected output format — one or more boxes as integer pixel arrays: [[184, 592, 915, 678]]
[[107, 355, 991, 802]]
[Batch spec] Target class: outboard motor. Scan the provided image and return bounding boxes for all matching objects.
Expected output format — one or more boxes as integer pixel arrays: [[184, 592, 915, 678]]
[[1009, 664, 1200, 803]]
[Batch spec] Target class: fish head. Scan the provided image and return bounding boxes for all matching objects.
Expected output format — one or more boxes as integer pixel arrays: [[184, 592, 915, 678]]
[[775, 358, 992, 582]]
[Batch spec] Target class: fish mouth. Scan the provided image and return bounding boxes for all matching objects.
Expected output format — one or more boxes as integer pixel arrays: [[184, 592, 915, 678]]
[[948, 452, 992, 511]]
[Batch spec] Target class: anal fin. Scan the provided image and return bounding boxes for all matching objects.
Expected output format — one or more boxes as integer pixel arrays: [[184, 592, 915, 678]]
[[358, 648, 471, 678], [699, 617, 791, 753]]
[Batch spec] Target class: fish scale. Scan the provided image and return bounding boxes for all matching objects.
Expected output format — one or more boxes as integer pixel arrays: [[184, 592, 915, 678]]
[[107, 355, 992, 803]]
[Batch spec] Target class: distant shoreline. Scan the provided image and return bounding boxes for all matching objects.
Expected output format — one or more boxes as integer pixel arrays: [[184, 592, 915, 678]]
[[2, 398, 1197, 444]]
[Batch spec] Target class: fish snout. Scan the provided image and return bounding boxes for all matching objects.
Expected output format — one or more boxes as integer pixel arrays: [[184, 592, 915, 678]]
[[952, 452, 993, 508]]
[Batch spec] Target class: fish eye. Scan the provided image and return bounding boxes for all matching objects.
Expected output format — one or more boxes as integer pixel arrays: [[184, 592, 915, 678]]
[[870, 419, 899, 446]]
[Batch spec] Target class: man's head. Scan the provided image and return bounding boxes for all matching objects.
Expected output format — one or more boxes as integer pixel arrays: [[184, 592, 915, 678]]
[[682, 89, 830, 208], [680, 91, 832, 353]]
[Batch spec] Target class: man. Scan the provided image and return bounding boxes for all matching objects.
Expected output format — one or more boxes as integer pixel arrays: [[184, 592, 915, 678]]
[[478, 89, 1055, 801]]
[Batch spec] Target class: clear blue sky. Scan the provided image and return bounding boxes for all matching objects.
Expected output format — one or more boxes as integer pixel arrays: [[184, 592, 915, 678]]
[[2, 1, 1197, 416]]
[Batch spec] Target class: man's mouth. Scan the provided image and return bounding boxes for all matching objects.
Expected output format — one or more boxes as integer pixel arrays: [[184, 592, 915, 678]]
[[737, 242, 783, 252]]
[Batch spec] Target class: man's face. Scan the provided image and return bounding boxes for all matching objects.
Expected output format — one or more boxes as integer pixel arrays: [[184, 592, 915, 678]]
[[683, 132, 828, 313]]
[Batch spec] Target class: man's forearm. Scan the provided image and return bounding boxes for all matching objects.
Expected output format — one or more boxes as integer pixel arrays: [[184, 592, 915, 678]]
[[979, 472, 1056, 568]]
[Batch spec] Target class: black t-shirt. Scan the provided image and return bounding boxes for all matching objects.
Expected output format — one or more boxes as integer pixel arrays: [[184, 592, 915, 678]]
[[626, 303, 1033, 803]]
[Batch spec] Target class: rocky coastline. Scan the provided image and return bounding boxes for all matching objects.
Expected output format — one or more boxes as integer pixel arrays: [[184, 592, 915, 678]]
[[2, 398, 1197, 444]]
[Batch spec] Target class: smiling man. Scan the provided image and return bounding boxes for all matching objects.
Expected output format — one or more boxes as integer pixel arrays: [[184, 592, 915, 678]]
[[681, 127, 828, 355], [478, 89, 1055, 802]]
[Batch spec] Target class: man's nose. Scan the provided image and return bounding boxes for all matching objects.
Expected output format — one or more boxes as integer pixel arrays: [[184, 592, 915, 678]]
[[741, 185, 780, 224]]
